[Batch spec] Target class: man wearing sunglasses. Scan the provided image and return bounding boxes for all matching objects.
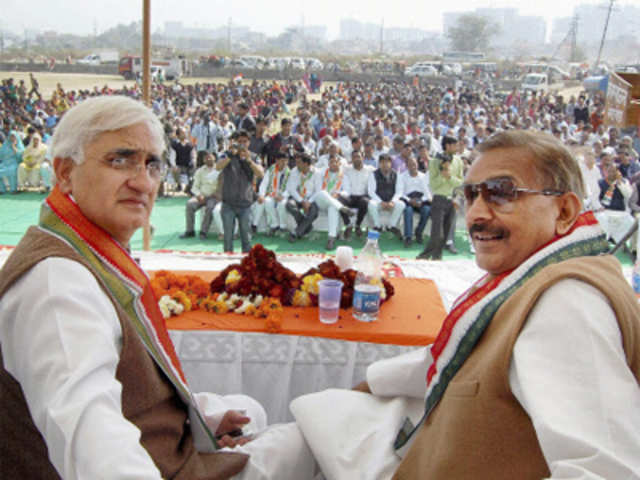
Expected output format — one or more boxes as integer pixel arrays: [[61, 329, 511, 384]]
[[294, 130, 640, 479]]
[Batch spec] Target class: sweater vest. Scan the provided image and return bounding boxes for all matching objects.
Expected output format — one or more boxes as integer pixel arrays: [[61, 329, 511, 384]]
[[374, 169, 397, 202], [394, 255, 640, 479], [0, 227, 248, 479]]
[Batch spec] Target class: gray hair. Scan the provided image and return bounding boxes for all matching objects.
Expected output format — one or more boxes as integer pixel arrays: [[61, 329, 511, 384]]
[[50, 96, 164, 164], [476, 130, 585, 206]]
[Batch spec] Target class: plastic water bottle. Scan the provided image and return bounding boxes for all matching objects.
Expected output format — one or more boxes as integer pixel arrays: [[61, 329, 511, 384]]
[[352, 231, 383, 322], [632, 259, 640, 299]]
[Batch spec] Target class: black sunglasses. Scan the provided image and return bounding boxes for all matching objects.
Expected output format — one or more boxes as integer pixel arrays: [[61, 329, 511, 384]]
[[457, 177, 565, 211]]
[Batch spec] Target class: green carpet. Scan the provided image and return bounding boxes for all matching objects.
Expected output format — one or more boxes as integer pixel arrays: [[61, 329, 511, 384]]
[[0, 192, 632, 266]]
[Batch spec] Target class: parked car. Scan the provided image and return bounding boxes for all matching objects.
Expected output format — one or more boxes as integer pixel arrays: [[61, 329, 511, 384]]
[[405, 65, 438, 77], [228, 59, 250, 68]]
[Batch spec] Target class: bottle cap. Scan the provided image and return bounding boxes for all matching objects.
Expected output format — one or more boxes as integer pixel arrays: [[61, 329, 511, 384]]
[[367, 230, 380, 241]]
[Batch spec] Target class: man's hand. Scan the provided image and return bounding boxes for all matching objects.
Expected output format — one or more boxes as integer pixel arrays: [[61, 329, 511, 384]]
[[302, 200, 311, 213], [381, 201, 392, 211], [352, 381, 372, 394], [216, 410, 250, 437], [275, 193, 284, 202], [196, 194, 205, 203], [217, 434, 253, 448], [257, 195, 265, 204]]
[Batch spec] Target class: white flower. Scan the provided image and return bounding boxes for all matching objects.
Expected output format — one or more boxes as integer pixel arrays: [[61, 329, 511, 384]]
[[235, 299, 255, 314], [252, 295, 264, 307], [173, 302, 184, 315], [159, 302, 171, 319]]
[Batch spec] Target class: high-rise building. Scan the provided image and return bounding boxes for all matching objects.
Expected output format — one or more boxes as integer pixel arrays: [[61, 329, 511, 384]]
[[552, 2, 640, 46]]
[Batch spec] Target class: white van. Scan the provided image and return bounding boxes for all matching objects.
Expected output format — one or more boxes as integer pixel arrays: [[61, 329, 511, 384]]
[[521, 73, 550, 93]]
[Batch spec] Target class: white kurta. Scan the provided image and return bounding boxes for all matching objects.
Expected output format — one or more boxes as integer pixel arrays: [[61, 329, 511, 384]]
[[292, 279, 640, 480], [0, 258, 315, 480]]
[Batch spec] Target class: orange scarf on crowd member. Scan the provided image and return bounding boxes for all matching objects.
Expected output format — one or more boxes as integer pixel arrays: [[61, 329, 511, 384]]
[[321, 167, 343, 193]]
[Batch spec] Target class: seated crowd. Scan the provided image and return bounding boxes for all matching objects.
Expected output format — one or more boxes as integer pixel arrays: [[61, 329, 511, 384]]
[[2, 74, 640, 257]]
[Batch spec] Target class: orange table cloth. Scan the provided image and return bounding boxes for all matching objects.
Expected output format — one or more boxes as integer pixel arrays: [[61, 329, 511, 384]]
[[163, 271, 447, 346]]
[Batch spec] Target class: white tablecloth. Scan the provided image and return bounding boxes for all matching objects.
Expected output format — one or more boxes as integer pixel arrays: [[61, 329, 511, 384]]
[[169, 329, 415, 423]]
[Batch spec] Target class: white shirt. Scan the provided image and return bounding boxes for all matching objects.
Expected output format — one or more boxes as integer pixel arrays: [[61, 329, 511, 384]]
[[191, 165, 219, 198], [368, 170, 401, 203], [579, 161, 603, 210], [287, 166, 317, 202], [397, 170, 432, 203], [343, 165, 373, 196], [0, 258, 267, 479], [312, 166, 344, 200], [367, 279, 640, 478]]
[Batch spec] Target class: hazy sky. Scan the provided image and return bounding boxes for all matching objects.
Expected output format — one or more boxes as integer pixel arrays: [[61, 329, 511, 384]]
[[1, 0, 627, 39]]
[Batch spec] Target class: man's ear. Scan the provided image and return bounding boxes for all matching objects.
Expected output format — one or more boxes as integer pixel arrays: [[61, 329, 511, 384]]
[[53, 157, 75, 194], [555, 192, 582, 236]]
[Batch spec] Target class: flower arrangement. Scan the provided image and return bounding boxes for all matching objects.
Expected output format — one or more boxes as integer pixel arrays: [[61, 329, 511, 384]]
[[151, 269, 278, 323], [153, 244, 395, 326], [209, 244, 301, 306]]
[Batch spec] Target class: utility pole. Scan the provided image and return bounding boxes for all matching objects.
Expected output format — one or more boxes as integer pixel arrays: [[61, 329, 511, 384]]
[[569, 14, 578, 62], [380, 18, 384, 55], [595, 0, 615, 69], [301, 13, 305, 53], [142, 0, 152, 250]]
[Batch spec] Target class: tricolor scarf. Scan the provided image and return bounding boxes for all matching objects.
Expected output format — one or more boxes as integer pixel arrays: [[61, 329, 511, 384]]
[[299, 169, 314, 198], [394, 211, 608, 452], [39, 186, 219, 450], [266, 163, 290, 196], [321, 167, 343, 193]]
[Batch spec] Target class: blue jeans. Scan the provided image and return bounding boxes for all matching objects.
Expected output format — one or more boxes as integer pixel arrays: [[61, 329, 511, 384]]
[[403, 203, 431, 239], [221, 203, 252, 253]]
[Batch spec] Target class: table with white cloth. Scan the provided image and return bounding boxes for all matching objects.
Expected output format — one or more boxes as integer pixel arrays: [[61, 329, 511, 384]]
[[168, 329, 415, 423], [139, 251, 479, 424]]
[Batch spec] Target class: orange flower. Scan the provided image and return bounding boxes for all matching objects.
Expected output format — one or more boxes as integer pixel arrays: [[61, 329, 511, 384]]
[[265, 315, 283, 333]]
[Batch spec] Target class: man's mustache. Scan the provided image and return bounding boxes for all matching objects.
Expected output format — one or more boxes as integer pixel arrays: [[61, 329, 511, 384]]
[[469, 224, 508, 238]]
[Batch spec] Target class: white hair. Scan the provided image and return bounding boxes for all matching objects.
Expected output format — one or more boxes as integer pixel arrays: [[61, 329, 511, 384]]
[[50, 96, 165, 164]]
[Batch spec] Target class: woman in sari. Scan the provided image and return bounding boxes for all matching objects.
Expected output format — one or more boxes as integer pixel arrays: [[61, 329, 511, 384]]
[[0, 131, 24, 193]]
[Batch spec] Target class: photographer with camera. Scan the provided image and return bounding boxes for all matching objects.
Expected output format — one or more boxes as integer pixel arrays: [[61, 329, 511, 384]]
[[216, 129, 264, 253]]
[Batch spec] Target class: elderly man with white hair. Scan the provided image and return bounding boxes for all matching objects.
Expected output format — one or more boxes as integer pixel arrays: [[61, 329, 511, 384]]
[[0, 96, 315, 480]]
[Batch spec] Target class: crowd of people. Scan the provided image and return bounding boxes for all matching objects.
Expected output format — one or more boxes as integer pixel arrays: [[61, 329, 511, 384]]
[[2, 95, 639, 479], [2, 73, 640, 257]]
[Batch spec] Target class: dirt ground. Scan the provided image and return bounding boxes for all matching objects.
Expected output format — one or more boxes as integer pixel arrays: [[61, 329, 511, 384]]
[[0, 71, 325, 101], [1, 70, 584, 105]]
